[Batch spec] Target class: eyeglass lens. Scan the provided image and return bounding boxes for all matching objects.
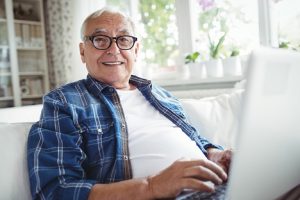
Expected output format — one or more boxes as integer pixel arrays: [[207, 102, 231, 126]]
[[92, 35, 135, 50]]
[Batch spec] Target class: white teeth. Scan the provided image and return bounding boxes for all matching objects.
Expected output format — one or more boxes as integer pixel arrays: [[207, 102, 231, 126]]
[[103, 61, 122, 65]]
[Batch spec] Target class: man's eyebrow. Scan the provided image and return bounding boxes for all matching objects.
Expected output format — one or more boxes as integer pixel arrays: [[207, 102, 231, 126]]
[[90, 28, 132, 36], [118, 28, 133, 35], [90, 28, 108, 35]]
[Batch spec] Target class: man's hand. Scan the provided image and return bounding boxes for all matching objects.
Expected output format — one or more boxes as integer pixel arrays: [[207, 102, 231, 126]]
[[88, 158, 228, 200], [147, 158, 227, 199], [206, 148, 233, 174]]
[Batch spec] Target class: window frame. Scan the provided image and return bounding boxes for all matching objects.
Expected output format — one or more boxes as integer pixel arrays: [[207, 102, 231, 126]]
[[257, 0, 279, 47], [175, 0, 280, 63], [109, 0, 287, 75]]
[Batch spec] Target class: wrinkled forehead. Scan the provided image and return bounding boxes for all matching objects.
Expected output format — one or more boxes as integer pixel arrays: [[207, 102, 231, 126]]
[[85, 12, 134, 36]]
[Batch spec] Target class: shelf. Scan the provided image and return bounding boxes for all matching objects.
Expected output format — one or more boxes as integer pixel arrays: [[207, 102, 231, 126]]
[[0, 72, 12, 76], [156, 76, 243, 86], [14, 19, 42, 25], [0, 45, 9, 48], [21, 94, 43, 99], [1, 0, 48, 108], [154, 76, 244, 91], [0, 96, 14, 101], [19, 72, 44, 76], [17, 47, 44, 51]]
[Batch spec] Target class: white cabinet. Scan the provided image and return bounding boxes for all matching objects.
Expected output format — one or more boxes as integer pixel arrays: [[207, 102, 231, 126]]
[[0, 0, 49, 108]]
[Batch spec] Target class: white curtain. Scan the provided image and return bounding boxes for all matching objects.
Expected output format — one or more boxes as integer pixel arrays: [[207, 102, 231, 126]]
[[44, 0, 105, 88]]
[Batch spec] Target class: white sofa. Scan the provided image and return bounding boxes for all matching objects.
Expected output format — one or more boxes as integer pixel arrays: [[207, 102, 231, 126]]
[[0, 89, 243, 200]]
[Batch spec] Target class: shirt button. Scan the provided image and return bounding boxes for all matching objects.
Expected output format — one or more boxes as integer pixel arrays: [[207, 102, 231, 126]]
[[109, 88, 114, 92], [97, 128, 102, 134], [123, 155, 128, 160]]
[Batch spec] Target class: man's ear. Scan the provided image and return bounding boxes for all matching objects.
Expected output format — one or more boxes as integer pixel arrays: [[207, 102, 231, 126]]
[[79, 43, 85, 63], [134, 42, 140, 61]]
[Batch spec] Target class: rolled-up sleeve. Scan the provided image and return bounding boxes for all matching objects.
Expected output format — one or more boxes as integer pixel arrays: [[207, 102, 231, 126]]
[[27, 93, 97, 200]]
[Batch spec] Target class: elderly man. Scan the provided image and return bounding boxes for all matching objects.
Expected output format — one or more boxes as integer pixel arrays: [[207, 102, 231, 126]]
[[27, 7, 231, 200]]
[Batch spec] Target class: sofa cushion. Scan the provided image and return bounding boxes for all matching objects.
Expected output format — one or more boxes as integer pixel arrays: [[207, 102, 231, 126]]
[[0, 122, 33, 200], [180, 89, 244, 149], [0, 104, 42, 123]]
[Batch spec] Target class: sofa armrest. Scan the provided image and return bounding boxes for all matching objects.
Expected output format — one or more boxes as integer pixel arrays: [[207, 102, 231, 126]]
[[0, 122, 33, 200], [0, 104, 42, 123]]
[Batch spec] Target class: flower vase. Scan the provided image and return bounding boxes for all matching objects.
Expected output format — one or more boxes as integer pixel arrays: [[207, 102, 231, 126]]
[[178, 64, 190, 80], [222, 56, 242, 77], [187, 62, 205, 79], [205, 59, 223, 78]]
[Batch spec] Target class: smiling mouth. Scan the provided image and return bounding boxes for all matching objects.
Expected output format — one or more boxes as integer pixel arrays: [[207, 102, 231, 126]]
[[102, 61, 124, 66]]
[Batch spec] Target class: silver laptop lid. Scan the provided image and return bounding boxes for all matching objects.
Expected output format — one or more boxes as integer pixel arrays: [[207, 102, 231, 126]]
[[227, 47, 300, 200]]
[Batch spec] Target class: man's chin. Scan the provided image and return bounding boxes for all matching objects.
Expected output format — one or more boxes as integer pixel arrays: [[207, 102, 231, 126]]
[[92, 74, 130, 87]]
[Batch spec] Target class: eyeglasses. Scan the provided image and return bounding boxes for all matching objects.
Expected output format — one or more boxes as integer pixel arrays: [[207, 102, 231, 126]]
[[84, 35, 138, 50]]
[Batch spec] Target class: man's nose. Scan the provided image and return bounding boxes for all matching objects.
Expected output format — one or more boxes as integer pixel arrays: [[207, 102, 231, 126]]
[[107, 39, 120, 54]]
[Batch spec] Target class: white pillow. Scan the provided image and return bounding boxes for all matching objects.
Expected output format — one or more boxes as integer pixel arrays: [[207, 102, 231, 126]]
[[181, 89, 244, 149], [0, 122, 33, 200]]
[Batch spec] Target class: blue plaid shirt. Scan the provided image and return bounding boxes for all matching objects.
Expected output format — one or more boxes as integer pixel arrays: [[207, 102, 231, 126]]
[[27, 75, 220, 200]]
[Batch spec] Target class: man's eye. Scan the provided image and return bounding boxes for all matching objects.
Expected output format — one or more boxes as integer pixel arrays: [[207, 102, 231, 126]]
[[119, 37, 131, 43], [120, 38, 129, 42], [94, 37, 108, 43]]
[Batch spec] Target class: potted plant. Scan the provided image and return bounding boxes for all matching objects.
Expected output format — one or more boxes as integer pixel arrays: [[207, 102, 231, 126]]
[[185, 51, 200, 64], [208, 32, 226, 60], [205, 32, 226, 77], [222, 47, 242, 76], [184, 51, 205, 79], [279, 41, 300, 52]]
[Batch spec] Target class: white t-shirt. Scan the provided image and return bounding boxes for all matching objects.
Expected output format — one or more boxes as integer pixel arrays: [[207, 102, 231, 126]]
[[117, 89, 206, 178]]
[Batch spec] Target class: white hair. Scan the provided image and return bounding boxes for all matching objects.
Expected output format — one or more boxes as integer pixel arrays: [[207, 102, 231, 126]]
[[80, 7, 136, 40]]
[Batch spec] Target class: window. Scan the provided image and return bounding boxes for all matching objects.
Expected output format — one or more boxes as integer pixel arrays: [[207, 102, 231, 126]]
[[275, 0, 300, 50], [106, 0, 131, 13], [193, 0, 259, 60], [138, 0, 178, 69], [103, 0, 298, 80], [107, 0, 179, 79]]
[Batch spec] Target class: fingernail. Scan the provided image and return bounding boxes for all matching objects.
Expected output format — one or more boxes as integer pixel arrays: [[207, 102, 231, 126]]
[[218, 178, 223, 184], [223, 172, 228, 180]]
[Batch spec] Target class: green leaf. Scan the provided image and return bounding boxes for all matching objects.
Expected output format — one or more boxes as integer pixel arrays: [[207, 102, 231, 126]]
[[209, 32, 226, 59], [230, 49, 239, 57], [185, 51, 200, 64], [279, 42, 289, 49]]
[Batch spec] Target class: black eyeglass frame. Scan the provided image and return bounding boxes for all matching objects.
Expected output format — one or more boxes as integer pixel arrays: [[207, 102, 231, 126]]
[[84, 35, 138, 50]]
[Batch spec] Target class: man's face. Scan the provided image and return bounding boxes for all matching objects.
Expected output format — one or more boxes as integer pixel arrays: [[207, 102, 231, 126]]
[[79, 12, 139, 89]]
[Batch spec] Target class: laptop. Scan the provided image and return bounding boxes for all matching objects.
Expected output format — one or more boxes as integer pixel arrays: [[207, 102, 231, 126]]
[[177, 47, 300, 200]]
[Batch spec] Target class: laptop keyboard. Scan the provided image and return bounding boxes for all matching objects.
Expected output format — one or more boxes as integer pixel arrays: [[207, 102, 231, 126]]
[[176, 183, 227, 200]]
